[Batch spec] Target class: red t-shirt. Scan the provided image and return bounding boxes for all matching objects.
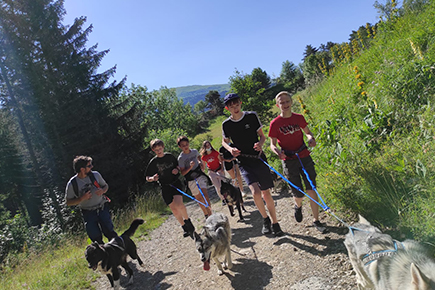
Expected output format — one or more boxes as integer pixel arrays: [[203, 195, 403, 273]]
[[268, 113, 310, 160], [201, 150, 221, 171]]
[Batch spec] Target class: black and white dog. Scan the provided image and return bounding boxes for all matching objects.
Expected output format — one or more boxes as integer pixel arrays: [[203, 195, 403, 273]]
[[220, 180, 246, 221], [85, 218, 145, 289]]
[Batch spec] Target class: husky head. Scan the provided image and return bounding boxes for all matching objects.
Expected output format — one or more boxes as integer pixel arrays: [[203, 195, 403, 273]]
[[194, 231, 213, 271], [220, 180, 237, 206], [345, 215, 435, 290]]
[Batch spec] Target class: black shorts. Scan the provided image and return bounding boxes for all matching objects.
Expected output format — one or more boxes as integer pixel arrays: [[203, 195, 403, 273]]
[[161, 179, 183, 205], [282, 155, 316, 198], [224, 160, 234, 171], [238, 158, 274, 191]]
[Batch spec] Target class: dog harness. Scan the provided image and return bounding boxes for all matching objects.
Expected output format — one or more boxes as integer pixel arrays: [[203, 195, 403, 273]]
[[362, 240, 405, 266], [107, 236, 126, 252]]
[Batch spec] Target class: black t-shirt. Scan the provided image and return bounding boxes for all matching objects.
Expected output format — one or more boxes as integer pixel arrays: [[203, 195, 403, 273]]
[[222, 111, 262, 157], [145, 153, 180, 185]]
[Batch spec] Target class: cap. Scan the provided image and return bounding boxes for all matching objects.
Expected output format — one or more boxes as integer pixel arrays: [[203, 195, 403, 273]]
[[224, 93, 240, 104]]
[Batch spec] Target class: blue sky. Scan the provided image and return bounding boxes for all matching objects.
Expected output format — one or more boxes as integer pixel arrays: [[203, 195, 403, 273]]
[[63, 0, 380, 91]]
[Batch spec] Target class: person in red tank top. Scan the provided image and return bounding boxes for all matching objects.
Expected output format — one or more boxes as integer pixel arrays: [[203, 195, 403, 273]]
[[200, 141, 227, 206]]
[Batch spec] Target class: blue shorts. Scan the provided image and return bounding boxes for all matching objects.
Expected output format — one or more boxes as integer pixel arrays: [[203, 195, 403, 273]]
[[238, 159, 274, 191], [282, 155, 317, 198]]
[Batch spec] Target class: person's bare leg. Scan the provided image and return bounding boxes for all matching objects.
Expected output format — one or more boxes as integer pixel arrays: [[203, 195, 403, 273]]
[[168, 195, 188, 225], [262, 189, 278, 224], [307, 189, 319, 221], [248, 183, 268, 218]]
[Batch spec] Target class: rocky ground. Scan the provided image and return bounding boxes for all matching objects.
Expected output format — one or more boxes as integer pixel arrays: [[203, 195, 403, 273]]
[[92, 185, 357, 290]]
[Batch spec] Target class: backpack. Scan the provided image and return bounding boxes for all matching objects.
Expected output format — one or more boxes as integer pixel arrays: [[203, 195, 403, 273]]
[[71, 172, 101, 198]]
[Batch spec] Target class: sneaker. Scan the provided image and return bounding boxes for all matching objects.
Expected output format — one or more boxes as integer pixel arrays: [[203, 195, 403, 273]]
[[183, 219, 195, 238], [222, 200, 227, 206], [181, 224, 190, 238], [262, 217, 272, 235], [241, 191, 248, 198], [294, 205, 303, 223], [272, 223, 284, 237], [313, 220, 327, 233]]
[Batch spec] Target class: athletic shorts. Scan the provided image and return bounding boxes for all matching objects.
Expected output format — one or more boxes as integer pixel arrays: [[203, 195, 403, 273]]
[[238, 158, 274, 191], [187, 175, 208, 196], [224, 160, 234, 171], [282, 155, 317, 198], [161, 179, 183, 205]]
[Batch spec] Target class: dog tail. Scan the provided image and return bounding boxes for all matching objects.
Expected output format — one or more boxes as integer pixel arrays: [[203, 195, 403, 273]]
[[122, 218, 145, 237]]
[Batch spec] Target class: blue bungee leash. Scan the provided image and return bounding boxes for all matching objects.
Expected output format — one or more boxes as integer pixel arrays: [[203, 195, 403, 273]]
[[170, 179, 209, 208], [260, 157, 330, 212], [194, 178, 210, 208]]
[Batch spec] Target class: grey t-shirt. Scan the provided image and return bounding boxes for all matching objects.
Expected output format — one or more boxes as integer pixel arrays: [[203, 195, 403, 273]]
[[178, 149, 201, 171], [65, 171, 108, 210]]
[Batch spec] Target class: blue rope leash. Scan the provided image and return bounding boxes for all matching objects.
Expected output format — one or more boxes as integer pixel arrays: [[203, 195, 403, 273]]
[[295, 153, 329, 210], [170, 182, 209, 208], [194, 178, 210, 208], [260, 157, 329, 211]]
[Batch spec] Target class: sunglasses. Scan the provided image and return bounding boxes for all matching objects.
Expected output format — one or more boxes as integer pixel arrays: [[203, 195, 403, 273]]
[[86, 164, 93, 168]]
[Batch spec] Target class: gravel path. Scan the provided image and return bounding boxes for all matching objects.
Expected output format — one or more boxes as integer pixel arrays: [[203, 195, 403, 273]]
[[93, 186, 357, 289]]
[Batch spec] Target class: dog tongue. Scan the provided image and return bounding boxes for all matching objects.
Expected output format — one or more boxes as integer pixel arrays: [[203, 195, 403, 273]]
[[203, 261, 210, 271]]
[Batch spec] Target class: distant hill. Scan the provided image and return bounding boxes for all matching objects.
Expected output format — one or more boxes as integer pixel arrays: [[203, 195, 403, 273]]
[[175, 84, 230, 105]]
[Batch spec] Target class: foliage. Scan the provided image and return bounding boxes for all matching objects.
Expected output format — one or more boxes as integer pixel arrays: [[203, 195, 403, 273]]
[[228, 68, 274, 122], [299, 0, 435, 242]]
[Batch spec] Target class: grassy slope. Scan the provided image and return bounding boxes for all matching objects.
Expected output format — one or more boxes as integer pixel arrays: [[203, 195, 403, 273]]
[[297, 2, 435, 241]]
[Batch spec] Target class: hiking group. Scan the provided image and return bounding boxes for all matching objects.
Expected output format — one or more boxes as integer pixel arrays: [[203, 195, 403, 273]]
[[65, 90, 326, 244]]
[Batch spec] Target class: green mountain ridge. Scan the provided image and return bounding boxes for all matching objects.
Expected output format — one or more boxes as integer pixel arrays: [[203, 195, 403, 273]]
[[174, 83, 230, 105]]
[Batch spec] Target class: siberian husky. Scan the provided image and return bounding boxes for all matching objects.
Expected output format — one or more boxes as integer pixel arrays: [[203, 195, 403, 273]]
[[344, 215, 435, 290], [194, 212, 232, 275]]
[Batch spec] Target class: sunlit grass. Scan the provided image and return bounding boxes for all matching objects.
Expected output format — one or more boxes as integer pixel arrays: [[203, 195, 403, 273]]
[[0, 194, 169, 290]]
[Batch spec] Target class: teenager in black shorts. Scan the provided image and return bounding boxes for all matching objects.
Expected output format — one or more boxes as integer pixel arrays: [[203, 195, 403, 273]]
[[221, 93, 283, 237], [145, 139, 195, 238]]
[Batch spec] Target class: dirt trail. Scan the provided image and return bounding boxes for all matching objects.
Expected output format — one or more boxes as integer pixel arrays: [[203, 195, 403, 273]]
[[93, 186, 357, 290]]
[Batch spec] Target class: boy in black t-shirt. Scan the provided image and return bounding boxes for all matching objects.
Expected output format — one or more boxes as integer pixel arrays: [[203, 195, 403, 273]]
[[145, 139, 195, 238], [221, 93, 283, 237]]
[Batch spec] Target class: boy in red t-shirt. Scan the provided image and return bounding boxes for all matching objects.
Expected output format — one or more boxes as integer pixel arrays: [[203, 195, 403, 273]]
[[269, 91, 326, 233]]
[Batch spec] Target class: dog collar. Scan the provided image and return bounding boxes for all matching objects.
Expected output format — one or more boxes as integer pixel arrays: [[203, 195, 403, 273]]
[[362, 240, 404, 266]]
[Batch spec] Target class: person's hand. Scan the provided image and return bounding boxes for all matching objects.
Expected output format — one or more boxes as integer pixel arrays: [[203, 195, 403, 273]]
[[95, 188, 104, 196], [189, 161, 195, 168], [152, 173, 159, 181], [278, 149, 287, 160], [81, 190, 92, 201], [253, 142, 262, 151], [172, 168, 179, 175], [308, 138, 316, 147], [230, 147, 241, 157]]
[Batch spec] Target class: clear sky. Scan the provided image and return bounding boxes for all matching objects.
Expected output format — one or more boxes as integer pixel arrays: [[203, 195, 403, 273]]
[[63, 0, 380, 91]]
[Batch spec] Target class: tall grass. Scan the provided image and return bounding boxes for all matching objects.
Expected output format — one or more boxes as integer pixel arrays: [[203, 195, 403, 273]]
[[298, 1, 435, 242]]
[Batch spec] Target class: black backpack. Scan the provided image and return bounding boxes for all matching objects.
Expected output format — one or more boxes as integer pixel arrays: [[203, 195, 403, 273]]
[[71, 172, 100, 198]]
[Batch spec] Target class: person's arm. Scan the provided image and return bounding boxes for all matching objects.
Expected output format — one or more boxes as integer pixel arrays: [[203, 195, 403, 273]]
[[65, 183, 91, 206], [146, 174, 159, 182], [270, 137, 287, 160], [303, 126, 316, 147], [180, 161, 194, 176], [253, 128, 266, 151], [222, 137, 240, 157]]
